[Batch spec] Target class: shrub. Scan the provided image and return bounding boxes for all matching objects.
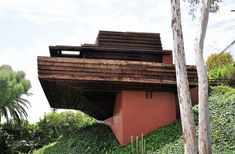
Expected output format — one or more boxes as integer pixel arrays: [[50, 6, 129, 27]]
[[0, 120, 35, 154], [206, 52, 234, 87], [226, 65, 235, 87], [209, 86, 235, 152], [206, 52, 233, 71], [0, 111, 95, 153], [208, 61, 234, 80], [33, 111, 95, 147], [0, 124, 9, 154]]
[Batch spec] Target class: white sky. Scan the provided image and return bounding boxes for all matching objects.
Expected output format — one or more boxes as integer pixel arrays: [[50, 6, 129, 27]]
[[0, 0, 234, 123]]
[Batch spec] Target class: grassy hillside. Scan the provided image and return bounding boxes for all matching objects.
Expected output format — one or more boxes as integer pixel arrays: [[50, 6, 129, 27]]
[[33, 120, 184, 154], [34, 86, 235, 154]]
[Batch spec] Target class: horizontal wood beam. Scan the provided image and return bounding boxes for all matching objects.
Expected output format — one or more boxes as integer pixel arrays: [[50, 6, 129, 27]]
[[38, 56, 197, 86]]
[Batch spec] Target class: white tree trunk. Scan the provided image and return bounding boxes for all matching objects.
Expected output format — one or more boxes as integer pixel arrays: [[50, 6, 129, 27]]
[[170, 0, 197, 153], [195, 0, 212, 153]]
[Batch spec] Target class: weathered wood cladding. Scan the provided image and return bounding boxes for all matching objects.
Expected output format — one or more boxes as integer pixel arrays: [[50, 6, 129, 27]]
[[38, 56, 197, 86], [96, 31, 162, 50], [39, 79, 116, 119], [38, 56, 198, 120], [49, 46, 168, 62], [38, 31, 198, 120], [49, 31, 166, 62], [50, 50, 163, 63], [82, 50, 163, 62]]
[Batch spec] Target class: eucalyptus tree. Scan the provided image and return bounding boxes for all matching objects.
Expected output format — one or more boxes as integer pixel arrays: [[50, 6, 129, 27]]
[[170, 0, 221, 153], [192, 0, 221, 153], [170, 0, 197, 153]]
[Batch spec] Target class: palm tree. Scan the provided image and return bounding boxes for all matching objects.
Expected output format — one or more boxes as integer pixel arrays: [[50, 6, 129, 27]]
[[0, 65, 31, 123], [0, 96, 31, 123]]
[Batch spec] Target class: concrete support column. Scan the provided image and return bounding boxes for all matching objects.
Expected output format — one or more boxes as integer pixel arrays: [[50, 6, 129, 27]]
[[105, 90, 177, 145]]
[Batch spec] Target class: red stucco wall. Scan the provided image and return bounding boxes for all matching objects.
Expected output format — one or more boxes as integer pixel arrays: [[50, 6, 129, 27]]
[[163, 53, 173, 64], [105, 92, 124, 143], [106, 90, 177, 145]]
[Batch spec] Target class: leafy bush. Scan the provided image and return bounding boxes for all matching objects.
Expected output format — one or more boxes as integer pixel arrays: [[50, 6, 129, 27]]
[[209, 86, 235, 151], [206, 52, 234, 88], [42, 123, 118, 154], [33, 111, 95, 147], [0, 111, 95, 154], [210, 85, 235, 96], [208, 61, 235, 80], [226, 66, 235, 87], [0, 124, 10, 154], [206, 52, 233, 71], [0, 120, 35, 154]]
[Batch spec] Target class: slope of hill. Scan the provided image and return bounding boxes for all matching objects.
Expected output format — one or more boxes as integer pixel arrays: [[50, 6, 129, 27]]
[[33, 120, 184, 154], [34, 86, 235, 154]]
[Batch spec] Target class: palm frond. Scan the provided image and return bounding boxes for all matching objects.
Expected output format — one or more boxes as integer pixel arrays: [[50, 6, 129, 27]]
[[0, 94, 31, 123]]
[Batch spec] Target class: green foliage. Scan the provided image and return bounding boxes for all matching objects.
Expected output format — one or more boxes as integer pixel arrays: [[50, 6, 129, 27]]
[[0, 111, 95, 154], [184, 0, 222, 20], [207, 52, 235, 87], [209, 86, 235, 152], [33, 121, 184, 154], [110, 122, 182, 154], [34, 86, 235, 154], [0, 120, 35, 154], [206, 52, 233, 71], [210, 85, 235, 96], [34, 111, 95, 147], [208, 61, 235, 80], [0, 65, 31, 122], [226, 66, 235, 87], [42, 123, 118, 154], [33, 142, 56, 154]]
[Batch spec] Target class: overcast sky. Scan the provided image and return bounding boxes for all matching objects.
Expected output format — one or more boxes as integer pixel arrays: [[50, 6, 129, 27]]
[[0, 0, 234, 123]]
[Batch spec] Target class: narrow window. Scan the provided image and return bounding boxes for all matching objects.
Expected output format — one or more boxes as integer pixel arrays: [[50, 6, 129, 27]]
[[149, 91, 152, 99], [145, 91, 152, 99], [145, 91, 149, 99], [62, 51, 80, 56]]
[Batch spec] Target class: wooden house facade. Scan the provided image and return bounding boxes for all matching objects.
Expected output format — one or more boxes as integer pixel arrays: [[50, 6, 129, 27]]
[[38, 31, 198, 145]]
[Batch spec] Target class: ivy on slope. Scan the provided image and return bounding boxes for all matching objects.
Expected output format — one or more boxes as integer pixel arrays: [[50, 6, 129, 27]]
[[36, 121, 183, 154], [34, 86, 235, 154], [209, 86, 235, 152]]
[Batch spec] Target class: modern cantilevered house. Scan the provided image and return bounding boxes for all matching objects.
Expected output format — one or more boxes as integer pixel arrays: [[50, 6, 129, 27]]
[[38, 31, 198, 145]]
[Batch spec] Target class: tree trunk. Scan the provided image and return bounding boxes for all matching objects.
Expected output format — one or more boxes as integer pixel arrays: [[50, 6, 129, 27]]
[[195, 0, 212, 153], [170, 0, 197, 153]]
